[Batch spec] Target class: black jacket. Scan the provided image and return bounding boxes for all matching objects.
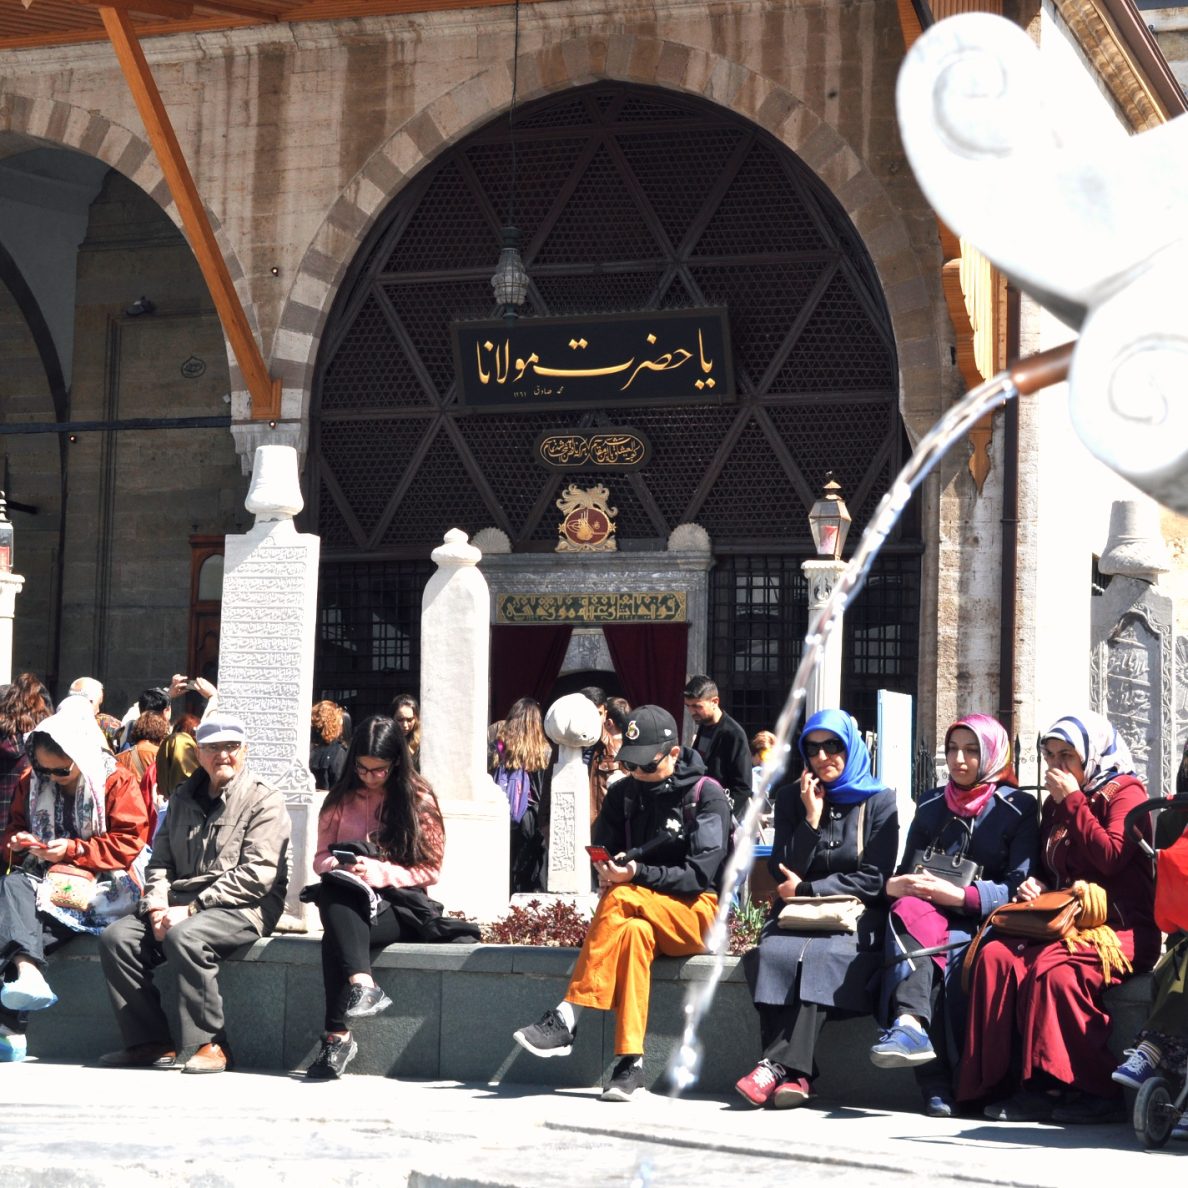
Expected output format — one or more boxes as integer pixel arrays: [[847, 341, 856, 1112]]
[[692, 712, 751, 814], [593, 747, 731, 896]]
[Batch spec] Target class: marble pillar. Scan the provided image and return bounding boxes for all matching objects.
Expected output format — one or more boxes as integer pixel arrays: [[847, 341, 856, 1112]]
[[543, 693, 602, 894], [421, 529, 509, 922], [0, 572, 25, 685], [216, 444, 322, 930], [801, 559, 847, 718]]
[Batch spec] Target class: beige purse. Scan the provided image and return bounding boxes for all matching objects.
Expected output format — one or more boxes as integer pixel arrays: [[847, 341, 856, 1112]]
[[775, 800, 867, 934]]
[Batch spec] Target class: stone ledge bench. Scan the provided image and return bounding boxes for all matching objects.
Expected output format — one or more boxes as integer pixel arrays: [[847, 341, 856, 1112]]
[[30, 936, 1151, 1107]]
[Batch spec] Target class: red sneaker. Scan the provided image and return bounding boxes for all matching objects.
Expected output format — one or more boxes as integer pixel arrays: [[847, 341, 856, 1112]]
[[772, 1075, 811, 1109], [735, 1059, 786, 1107]]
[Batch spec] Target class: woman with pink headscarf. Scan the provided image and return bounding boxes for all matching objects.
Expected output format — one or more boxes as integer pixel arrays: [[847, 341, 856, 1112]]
[[869, 714, 1039, 1117]]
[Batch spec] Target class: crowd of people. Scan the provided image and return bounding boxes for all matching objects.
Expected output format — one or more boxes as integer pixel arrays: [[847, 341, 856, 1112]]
[[1, 664, 1185, 1125]]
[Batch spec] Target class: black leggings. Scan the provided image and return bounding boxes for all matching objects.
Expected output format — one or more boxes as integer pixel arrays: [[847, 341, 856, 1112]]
[[317, 881, 404, 1032]]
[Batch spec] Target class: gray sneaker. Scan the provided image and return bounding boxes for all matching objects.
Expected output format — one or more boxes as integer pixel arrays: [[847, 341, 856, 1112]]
[[344, 985, 392, 1019], [513, 1008, 575, 1057], [305, 1034, 358, 1080], [600, 1056, 646, 1101]]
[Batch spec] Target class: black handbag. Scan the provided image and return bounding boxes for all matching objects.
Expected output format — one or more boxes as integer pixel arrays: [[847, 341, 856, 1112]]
[[906, 815, 982, 888]]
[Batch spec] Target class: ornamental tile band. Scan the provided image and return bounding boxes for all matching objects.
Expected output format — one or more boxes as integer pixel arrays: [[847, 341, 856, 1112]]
[[496, 592, 687, 624]]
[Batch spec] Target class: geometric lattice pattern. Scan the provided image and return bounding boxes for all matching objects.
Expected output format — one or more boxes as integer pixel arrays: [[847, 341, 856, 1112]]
[[312, 82, 911, 558]]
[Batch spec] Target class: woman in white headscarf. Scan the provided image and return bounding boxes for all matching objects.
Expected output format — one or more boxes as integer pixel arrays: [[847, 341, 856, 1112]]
[[958, 710, 1158, 1124], [0, 707, 150, 1061]]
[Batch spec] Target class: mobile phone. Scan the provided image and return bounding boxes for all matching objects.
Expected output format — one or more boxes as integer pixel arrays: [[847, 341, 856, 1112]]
[[330, 848, 358, 865], [586, 845, 613, 864]]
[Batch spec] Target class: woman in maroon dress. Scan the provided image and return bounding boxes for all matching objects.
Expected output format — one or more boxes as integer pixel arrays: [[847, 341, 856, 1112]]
[[957, 710, 1158, 1123]]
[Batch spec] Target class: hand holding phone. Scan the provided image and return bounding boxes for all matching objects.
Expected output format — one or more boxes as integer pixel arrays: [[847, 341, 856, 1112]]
[[586, 845, 614, 865], [330, 848, 358, 867]]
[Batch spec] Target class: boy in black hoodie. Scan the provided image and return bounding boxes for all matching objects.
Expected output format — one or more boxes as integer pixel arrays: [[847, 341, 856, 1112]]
[[513, 705, 732, 1101]]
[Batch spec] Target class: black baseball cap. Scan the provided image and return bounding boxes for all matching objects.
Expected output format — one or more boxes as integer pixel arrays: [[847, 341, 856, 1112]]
[[617, 705, 679, 765]]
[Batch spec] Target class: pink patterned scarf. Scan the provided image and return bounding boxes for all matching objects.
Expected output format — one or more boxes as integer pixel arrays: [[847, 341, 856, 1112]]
[[943, 713, 1014, 818]]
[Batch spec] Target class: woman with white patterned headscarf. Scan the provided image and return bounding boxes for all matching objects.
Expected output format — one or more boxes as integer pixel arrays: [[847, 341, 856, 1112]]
[[958, 710, 1157, 1124], [0, 707, 150, 1061]]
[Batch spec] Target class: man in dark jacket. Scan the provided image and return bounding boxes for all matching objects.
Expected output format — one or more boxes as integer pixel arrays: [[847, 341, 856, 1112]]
[[683, 674, 751, 816], [513, 705, 732, 1101]]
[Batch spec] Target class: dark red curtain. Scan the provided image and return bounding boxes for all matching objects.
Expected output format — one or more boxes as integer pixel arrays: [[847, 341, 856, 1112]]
[[489, 625, 574, 723], [602, 623, 690, 728]]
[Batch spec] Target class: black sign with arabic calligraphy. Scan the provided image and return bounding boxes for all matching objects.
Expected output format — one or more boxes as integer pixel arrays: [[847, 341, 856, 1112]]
[[535, 428, 652, 471], [452, 308, 733, 411]]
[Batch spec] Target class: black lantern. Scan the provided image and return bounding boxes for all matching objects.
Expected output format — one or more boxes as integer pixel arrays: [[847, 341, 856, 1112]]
[[491, 225, 529, 316], [807, 473, 851, 560]]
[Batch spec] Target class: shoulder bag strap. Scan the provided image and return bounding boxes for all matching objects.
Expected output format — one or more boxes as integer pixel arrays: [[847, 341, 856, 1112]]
[[855, 798, 867, 865]]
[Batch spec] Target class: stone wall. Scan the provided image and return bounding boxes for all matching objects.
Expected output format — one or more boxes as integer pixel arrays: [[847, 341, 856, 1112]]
[[0, 0, 983, 739]]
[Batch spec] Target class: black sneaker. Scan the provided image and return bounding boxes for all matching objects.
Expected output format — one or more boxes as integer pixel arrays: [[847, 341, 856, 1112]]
[[512, 1008, 575, 1057], [305, 1034, 358, 1080], [344, 985, 393, 1019], [600, 1056, 646, 1102]]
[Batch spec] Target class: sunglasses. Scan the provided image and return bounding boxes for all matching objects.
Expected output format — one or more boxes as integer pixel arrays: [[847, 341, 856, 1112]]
[[34, 762, 74, 778], [199, 741, 243, 756], [355, 763, 391, 780], [622, 757, 664, 774], [803, 738, 846, 758]]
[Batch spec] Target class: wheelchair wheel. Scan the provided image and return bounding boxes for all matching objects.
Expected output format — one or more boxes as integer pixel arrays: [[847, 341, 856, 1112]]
[[1135, 1077, 1175, 1149]]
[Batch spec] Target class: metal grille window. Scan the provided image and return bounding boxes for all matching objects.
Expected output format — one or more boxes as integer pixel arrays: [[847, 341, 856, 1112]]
[[315, 559, 432, 723], [311, 83, 907, 558], [710, 553, 920, 740]]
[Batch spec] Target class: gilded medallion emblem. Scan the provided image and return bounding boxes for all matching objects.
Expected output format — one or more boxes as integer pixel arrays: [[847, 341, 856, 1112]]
[[556, 484, 618, 552]]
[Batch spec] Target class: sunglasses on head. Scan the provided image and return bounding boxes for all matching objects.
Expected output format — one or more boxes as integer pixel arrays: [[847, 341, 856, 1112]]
[[34, 762, 74, 778], [622, 756, 664, 774], [803, 737, 846, 758]]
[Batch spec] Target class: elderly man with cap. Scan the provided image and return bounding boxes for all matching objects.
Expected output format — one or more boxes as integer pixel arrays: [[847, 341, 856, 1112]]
[[97, 714, 290, 1073], [512, 704, 732, 1101]]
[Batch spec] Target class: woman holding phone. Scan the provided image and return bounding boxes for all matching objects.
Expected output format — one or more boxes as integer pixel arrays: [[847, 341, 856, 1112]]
[[736, 708, 898, 1109], [304, 715, 444, 1080]]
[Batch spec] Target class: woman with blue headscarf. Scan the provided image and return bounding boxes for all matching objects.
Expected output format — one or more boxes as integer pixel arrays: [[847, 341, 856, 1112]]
[[735, 709, 899, 1109]]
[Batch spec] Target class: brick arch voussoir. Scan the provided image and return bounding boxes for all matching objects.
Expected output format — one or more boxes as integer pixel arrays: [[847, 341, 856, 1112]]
[[0, 91, 266, 376], [279, 34, 936, 433]]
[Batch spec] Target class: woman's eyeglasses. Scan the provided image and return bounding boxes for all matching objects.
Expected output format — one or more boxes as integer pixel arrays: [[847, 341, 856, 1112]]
[[355, 763, 391, 780], [622, 758, 663, 774], [34, 763, 74, 778], [803, 738, 845, 758]]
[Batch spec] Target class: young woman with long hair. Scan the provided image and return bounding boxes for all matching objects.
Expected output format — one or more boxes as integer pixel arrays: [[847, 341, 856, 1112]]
[[490, 697, 552, 893], [304, 715, 444, 1080]]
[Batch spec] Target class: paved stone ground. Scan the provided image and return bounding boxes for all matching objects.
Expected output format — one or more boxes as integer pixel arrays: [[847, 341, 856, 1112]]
[[5, 1060, 1180, 1186]]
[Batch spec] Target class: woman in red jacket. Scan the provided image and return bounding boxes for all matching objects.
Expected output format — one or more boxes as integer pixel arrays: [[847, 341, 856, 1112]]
[[0, 704, 150, 1061], [957, 710, 1158, 1123]]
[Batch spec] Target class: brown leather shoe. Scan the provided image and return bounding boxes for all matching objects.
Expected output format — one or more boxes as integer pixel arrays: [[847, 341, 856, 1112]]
[[98, 1042, 177, 1069], [181, 1041, 229, 1074]]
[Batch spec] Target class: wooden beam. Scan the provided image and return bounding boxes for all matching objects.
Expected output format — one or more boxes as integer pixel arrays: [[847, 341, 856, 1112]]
[[98, 4, 281, 421], [79, 0, 195, 21], [193, 0, 281, 18]]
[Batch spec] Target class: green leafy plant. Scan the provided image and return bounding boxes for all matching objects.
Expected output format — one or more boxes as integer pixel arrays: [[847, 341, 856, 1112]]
[[727, 896, 768, 956]]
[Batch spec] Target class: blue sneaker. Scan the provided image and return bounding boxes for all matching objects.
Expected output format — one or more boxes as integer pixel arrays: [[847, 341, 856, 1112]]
[[870, 1023, 936, 1068], [0, 1029, 28, 1062], [1, 964, 57, 1012], [1111, 1047, 1160, 1090]]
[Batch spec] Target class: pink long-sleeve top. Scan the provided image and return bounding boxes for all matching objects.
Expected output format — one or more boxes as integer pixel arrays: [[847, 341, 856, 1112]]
[[313, 784, 443, 889]]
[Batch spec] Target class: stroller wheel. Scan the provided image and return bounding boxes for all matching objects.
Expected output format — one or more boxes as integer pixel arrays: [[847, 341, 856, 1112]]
[[1135, 1077, 1175, 1149]]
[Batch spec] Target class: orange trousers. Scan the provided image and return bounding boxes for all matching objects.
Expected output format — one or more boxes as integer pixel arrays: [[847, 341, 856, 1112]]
[[566, 883, 718, 1056]]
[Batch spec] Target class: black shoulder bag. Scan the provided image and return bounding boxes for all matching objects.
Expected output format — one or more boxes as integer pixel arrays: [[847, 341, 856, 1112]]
[[906, 815, 982, 888]]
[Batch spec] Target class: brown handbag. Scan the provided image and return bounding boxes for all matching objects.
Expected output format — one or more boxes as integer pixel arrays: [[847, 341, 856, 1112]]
[[961, 890, 1082, 991]]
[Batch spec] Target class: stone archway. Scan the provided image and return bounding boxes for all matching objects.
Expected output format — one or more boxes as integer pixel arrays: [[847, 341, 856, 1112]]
[[274, 33, 942, 452]]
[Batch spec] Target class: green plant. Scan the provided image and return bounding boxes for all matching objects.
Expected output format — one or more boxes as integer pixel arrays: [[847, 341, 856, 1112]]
[[482, 897, 591, 947], [727, 896, 768, 955]]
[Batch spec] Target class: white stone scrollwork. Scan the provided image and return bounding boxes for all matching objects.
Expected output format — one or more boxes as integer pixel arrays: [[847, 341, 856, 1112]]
[[667, 522, 711, 553], [897, 13, 1188, 514]]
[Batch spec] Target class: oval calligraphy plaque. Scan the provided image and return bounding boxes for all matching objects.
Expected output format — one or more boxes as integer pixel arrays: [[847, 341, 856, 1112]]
[[536, 428, 651, 470]]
